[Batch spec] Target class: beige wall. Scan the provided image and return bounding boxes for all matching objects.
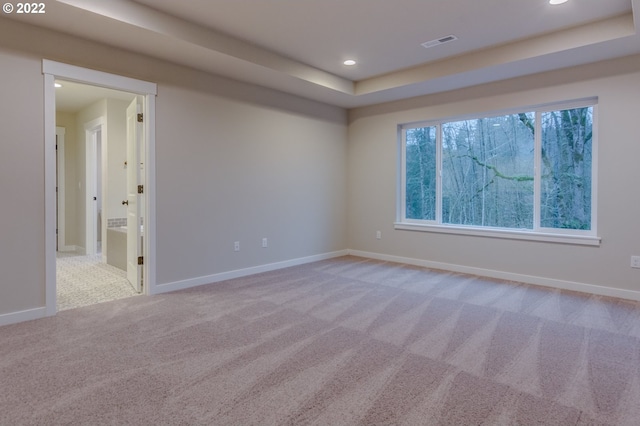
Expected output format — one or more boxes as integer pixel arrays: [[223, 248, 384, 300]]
[[156, 83, 348, 284], [0, 50, 45, 312], [57, 98, 132, 253], [348, 55, 640, 294], [55, 111, 78, 248], [74, 99, 107, 252], [105, 98, 130, 227], [146, 68, 348, 285], [0, 18, 348, 317], [5, 14, 638, 321]]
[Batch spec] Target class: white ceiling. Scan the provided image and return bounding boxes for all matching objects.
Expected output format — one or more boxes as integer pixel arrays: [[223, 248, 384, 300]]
[[55, 80, 136, 113], [132, 0, 633, 81], [8, 0, 640, 108]]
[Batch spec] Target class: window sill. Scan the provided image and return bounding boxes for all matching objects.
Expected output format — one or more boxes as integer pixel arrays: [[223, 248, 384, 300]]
[[394, 222, 601, 246]]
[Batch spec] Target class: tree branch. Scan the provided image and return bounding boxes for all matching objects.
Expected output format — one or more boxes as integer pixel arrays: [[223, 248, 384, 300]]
[[464, 154, 533, 182]]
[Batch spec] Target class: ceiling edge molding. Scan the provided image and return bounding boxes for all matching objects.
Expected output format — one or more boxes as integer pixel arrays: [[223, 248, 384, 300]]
[[55, 0, 354, 95], [356, 13, 636, 96]]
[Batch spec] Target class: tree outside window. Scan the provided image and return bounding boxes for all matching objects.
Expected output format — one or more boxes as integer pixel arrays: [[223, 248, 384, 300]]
[[402, 102, 594, 234]]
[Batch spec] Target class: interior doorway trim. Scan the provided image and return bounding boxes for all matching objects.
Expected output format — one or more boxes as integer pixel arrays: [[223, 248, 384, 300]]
[[84, 118, 105, 257], [43, 60, 158, 316]]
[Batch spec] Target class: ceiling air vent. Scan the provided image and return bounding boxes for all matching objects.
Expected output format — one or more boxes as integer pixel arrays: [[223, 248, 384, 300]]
[[421, 35, 458, 49]]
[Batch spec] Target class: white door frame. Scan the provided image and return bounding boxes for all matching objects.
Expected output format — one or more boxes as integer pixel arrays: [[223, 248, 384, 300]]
[[84, 118, 104, 256], [126, 97, 144, 293], [43, 60, 158, 316]]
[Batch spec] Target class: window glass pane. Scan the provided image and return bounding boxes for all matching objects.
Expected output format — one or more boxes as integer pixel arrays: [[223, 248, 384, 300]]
[[540, 107, 593, 230], [405, 126, 436, 220], [441, 114, 535, 228]]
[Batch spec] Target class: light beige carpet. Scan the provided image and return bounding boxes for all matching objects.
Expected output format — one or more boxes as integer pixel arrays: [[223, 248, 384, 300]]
[[1, 256, 640, 425]]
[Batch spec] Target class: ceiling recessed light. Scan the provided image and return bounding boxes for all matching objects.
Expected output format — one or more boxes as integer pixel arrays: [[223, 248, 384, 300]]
[[549, 0, 568, 5], [54, 83, 62, 88], [343, 60, 356, 66]]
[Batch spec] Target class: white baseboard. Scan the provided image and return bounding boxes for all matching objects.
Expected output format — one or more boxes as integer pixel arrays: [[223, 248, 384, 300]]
[[6, 247, 634, 328], [348, 249, 640, 302], [58, 245, 79, 253], [154, 250, 349, 295], [0, 307, 47, 327]]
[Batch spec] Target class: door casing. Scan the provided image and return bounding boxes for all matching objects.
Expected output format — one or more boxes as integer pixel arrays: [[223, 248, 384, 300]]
[[126, 96, 143, 293], [84, 118, 104, 257], [43, 60, 158, 315]]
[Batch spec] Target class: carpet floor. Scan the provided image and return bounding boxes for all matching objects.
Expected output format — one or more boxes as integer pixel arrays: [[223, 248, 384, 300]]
[[1, 256, 640, 425]]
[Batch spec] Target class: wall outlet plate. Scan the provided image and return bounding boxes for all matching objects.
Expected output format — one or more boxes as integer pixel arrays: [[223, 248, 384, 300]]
[[234, 241, 240, 252], [631, 256, 640, 269]]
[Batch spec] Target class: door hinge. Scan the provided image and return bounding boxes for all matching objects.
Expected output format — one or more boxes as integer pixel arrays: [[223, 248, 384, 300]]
[[138, 185, 144, 194], [138, 256, 144, 265], [137, 113, 143, 123]]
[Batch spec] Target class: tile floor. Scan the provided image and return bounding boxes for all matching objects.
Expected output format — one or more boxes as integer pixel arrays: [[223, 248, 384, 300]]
[[56, 250, 139, 311]]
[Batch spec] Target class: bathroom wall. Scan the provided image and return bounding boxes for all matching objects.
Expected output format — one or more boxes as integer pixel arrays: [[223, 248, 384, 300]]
[[73, 99, 107, 253], [57, 98, 131, 254], [105, 98, 130, 233], [55, 111, 78, 249]]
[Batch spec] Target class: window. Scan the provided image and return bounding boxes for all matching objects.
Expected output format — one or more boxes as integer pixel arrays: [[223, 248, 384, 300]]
[[398, 99, 598, 245]]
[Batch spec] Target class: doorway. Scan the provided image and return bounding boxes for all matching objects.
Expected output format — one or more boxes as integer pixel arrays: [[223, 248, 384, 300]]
[[44, 60, 157, 315], [85, 118, 104, 257], [56, 83, 139, 310]]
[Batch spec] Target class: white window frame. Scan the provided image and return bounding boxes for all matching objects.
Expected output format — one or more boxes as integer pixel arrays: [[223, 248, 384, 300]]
[[396, 98, 600, 246]]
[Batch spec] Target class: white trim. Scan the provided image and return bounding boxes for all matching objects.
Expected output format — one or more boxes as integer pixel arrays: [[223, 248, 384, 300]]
[[394, 222, 601, 246], [143, 94, 157, 295], [42, 60, 157, 95], [399, 99, 598, 240], [43, 60, 158, 315], [84, 118, 105, 257], [0, 307, 47, 327], [100, 116, 108, 259], [399, 97, 598, 130], [590, 104, 599, 236], [58, 245, 79, 253], [154, 250, 349, 295], [348, 249, 640, 302], [436, 125, 443, 224], [533, 111, 542, 230]]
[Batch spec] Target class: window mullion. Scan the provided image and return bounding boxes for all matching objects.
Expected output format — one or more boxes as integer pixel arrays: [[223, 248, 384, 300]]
[[436, 123, 443, 224], [399, 99, 595, 237], [590, 105, 598, 235], [533, 111, 542, 231]]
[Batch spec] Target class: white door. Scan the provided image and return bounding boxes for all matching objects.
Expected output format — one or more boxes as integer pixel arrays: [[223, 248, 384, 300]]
[[126, 97, 143, 293]]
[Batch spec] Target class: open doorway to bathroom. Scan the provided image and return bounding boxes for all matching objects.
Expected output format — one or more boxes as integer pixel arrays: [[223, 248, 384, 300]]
[[55, 80, 142, 311], [44, 60, 157, 316]]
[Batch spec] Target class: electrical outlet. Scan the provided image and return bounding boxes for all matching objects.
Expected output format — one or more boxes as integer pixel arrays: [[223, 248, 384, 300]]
[[234, 241, 240, 252], [631, 256, 640, 269], [376, 231, 382, 240], [262, 238, 268, 248]]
